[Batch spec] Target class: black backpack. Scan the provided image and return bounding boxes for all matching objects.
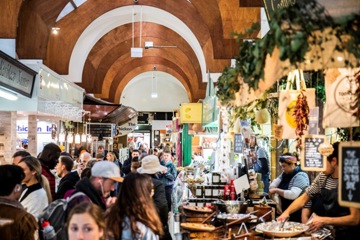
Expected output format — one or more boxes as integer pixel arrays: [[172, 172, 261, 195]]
[[38, 192, 85, 240]]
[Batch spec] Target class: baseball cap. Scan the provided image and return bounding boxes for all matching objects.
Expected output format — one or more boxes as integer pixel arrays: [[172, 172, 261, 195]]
[[91, 161, 123, 182]]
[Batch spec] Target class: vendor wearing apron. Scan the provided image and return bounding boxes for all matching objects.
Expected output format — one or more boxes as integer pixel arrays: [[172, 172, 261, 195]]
[[278, 142, 360, 239]]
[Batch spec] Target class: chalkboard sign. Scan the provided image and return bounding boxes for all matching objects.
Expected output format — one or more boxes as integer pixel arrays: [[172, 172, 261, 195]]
[[301, 135, 327, 171], [88, 123, 114, 138], [338, 142, 360, 208], [234, 133, 243, 153]]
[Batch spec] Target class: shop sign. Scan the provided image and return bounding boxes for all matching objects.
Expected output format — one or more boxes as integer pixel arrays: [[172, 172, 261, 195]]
[[179, 103, 202, 124], [301, 135, 327, 171], [0, 51, 36, 98], [262, 0, 297, 20], [16, 120, 53, 134], [338, 141, 360, 208], [116, 117, 137, 136]]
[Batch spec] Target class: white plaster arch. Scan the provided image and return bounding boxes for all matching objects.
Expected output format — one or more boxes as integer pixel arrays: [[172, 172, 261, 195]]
[[63, 5, 207, 84]]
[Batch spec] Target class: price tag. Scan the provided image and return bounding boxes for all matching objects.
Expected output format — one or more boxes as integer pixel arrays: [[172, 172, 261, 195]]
[[338, 142, 360, 208]]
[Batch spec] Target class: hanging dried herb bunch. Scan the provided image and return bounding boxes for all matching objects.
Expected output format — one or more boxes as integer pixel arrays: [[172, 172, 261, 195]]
[[351, 70, 360, 121], [293, 90, 310, 150]]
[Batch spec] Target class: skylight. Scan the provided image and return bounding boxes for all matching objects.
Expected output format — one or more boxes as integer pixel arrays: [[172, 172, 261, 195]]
[[56, 0, 87, 22]]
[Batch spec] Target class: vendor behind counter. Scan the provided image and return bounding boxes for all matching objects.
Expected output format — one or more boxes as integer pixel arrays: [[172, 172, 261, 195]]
[[278, 142, 360, 239]]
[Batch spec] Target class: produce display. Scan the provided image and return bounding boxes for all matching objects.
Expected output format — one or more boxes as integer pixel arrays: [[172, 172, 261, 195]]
[[256, 221, 309, 237]]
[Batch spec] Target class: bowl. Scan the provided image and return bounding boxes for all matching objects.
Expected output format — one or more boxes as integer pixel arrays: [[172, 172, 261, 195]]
[[214, 200, 248, 214], [256, 221, 309, 238]]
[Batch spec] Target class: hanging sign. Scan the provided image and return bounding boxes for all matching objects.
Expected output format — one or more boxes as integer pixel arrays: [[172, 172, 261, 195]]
[[262, 0, 298, 20], [234, 133, 243, 153], [179, 103, 202, 124], [338, 141, 360, 208], [116, 117, 137, 137], [0, 51, 36, 98], [301, 135, 327, 171]]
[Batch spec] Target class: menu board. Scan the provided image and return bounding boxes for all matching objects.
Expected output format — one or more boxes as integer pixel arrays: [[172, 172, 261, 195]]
[[301, 135, 327, 171], [234, 133, 243, 153], [338, 142, 360, 208]]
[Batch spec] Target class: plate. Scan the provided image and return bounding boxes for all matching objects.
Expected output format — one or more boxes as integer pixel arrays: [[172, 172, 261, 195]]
[[182, 205, 214, 213], [256, 221, 309, 238], [180, 222, 215, 231]]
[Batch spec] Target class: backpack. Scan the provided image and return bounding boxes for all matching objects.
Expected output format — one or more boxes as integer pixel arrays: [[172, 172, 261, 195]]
[[38, 192, 85, 240]]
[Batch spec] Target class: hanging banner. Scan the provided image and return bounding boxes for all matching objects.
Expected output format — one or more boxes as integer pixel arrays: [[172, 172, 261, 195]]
[[116, 117, 137, 137], [179, 103, 202, 124]]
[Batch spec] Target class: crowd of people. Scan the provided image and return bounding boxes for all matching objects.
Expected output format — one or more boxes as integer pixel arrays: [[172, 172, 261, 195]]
[[0, 142, 177, 240]]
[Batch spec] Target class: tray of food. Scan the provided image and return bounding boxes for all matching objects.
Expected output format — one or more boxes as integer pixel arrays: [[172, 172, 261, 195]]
[[182, 205, 214, 213], [255, 221, 309, 238], [180, 222, 216, 232]]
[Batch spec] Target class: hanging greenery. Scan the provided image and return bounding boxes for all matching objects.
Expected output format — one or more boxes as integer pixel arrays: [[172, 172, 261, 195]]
[[216, 67, 240, 105], [231, 0, 360, 93]]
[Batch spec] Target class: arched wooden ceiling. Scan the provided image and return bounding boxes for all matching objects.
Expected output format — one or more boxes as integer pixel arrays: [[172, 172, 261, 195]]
[[1, 0, 261, 103]]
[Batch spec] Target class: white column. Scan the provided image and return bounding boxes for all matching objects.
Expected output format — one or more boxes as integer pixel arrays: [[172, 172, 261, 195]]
[[0, 111, 17, 164], [28, 115, 38, 157]]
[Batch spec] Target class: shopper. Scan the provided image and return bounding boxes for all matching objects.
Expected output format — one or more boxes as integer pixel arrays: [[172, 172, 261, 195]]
[[123, 149, 140, 175], [106, 173, 163, 239], [12, 150, 30, 165], [68, 161, 123, 211], [137, 155, 172, 240], [0, 165, 38, 240], [269, 153, 309, 222], [160, 150, 177, 211], [278, 143, 360, 238], [38, 143, 62, 200], [55, 155, 80, 200], [18, 156, 49, 219], [67, 202, 105, 240], [250, 135, 270, 193]]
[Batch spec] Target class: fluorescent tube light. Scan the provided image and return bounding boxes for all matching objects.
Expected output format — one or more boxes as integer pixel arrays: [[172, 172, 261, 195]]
[[0, 87, 18, 101]]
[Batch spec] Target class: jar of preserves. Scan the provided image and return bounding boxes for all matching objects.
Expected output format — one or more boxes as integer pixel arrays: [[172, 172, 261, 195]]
[[212, 172, 221, 185], [204, 186, 213, 198], [196, 185, 204, 198], [212, 186, 220, 198]]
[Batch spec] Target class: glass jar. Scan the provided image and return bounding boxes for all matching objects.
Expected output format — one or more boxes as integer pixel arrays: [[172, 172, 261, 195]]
[[212, 186, 220, 198], [212, 172, 221, 185], [204, 186, 213, 198], [196, 185, 204, 198]]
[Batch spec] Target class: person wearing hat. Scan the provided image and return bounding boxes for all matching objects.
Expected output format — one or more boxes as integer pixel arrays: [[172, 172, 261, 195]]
[[269, 153, 309, 222], [137, 155, 172, 240], [68, 161, 123, 212]]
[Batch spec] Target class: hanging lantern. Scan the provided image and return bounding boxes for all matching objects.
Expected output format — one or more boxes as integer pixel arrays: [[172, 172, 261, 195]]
[[59, 132, 66, 143], [87, 134, 92, 143], [74, 133, 81, 144], [81, 133, 87, 142], [67, 132, 74, 143]]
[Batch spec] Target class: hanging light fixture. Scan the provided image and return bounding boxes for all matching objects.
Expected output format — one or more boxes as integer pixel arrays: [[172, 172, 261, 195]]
[[74, 133, 81, 144], [67, 132, 74, 143], [74, 122, 81, 144], [81, 132, 87, 142], [151, 65, 158, 98], [59, 132, 66, 143]]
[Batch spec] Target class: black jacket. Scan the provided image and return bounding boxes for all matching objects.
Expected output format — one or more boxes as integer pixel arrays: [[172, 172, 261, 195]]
[[148, 175, 172, 240], [55, 171, 80, 200], [69, 177, 106, 211], [122, 156, 132, 175]]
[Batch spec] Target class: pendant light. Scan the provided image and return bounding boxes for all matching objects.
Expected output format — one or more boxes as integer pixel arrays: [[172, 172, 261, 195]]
[[67, 132, 73, 143], [59, 132, 66, 143]]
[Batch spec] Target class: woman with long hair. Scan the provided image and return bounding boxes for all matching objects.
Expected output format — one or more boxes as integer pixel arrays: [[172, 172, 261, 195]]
[[106, 173, 163, 240], [18, 156, 48, 219], [67, 202, 105, 240]]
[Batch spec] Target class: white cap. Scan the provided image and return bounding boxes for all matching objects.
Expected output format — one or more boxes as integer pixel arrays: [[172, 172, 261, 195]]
[[91, 161, 123, 182]]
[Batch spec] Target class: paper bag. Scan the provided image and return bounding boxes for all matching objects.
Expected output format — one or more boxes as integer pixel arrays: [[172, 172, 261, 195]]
[[322, 68, 360, 128], [278, 70, 316, 139]]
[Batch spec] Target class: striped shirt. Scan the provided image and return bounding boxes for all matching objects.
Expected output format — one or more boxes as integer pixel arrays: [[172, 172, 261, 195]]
[[304, 172, 338, 208]]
